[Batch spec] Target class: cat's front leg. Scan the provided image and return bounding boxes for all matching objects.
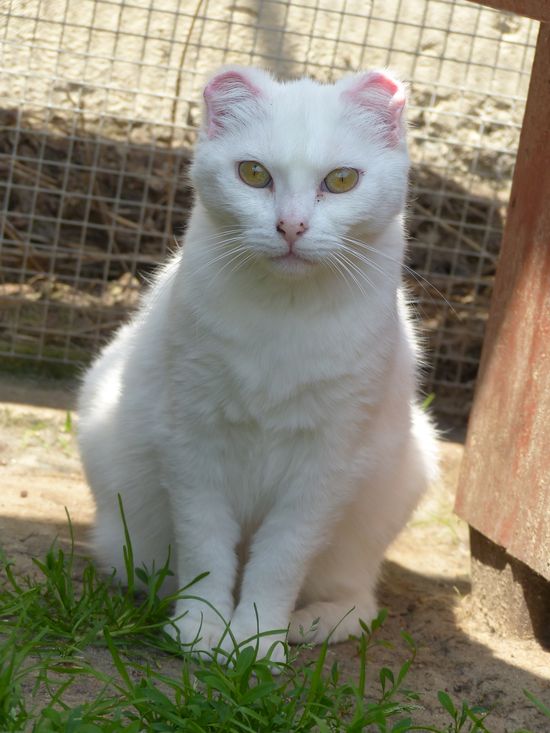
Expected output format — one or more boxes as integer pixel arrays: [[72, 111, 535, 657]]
[[225, 471, 343, 663], [162, 440, 240, 656]]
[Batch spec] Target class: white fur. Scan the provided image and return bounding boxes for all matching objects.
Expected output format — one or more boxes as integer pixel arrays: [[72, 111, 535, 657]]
[[78, 66, 438, 662]]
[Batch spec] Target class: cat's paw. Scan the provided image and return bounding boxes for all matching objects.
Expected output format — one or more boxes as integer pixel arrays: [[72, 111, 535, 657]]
[[166, 609, 287, 669], [218, 621, 288, 671], [288, 599, 378, 645], [165, 612, 230, 659]]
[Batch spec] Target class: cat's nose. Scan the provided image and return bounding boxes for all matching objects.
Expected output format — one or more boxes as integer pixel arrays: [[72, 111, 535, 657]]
[[276, 219, 308, 248]]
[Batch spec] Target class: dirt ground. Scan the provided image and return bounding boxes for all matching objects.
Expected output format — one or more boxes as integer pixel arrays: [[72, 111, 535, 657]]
[[0, 373, 549, 731]]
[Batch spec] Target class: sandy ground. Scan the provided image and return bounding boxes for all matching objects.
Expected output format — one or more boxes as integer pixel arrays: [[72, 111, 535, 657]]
[[0, 374, 549, 731]]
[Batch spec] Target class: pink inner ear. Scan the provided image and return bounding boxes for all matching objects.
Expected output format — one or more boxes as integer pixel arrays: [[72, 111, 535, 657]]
[[204, 71, 259, 100], [204, 70, 260, 138], [344, 70, 406, 146], [362, 71, 399, 97]]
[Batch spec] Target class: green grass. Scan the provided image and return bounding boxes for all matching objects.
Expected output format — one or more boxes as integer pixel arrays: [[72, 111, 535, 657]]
[[0, 513, 548, 732]]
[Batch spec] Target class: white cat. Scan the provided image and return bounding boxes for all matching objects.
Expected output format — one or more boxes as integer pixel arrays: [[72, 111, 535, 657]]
[[78, 66, 438, 663]]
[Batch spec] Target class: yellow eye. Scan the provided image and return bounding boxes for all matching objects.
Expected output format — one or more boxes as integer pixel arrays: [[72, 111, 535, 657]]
[[238, 160, 272, 188], [323, 167, 360, 194]]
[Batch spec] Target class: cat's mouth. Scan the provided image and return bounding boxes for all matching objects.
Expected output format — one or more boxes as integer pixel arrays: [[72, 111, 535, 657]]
[[267, 251, 317, 277], [269, 252, 315, 265]]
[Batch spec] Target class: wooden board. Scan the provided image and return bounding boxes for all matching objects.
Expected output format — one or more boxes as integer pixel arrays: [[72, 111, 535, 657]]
[[455, 22, 550, 581], [466, 0, 550, 21]]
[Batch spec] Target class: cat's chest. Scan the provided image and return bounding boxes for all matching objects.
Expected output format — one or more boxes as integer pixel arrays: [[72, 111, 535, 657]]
[[167, 309, 377, 430]]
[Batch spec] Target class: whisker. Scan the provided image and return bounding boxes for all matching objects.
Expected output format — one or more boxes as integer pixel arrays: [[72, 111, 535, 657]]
[[226, 251, 258, 277], [330, 250, 397, 320], [192, 242, 249, 276], [336, 249, 378, 292], [174, 228, 239, 256], [335, 253, 369, 296], [197, 226, 246, 237], [338, 242, 389, 280], [337, 245, 404, 312], [207, 247, 254, 284], [330, 252, 368, 299], [325, 253, 356, 297], [181, 227, 247, 249], [195, 231, 247, 247], [341, 235, 457, 316], [136, 231, 249, 307]]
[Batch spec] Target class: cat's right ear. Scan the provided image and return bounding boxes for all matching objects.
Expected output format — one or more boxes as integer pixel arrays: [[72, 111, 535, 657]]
[[203, 67, 268, 139]]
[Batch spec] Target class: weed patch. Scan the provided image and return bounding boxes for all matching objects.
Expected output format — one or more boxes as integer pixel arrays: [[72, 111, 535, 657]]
[[0, 512, 548, 732]]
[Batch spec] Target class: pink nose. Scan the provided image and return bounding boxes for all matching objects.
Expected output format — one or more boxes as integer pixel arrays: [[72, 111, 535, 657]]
[[276, 219, 308, 248]]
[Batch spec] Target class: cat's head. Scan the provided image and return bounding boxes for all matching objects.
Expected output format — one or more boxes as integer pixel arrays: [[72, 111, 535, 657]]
[[191, 66, 409, 279]]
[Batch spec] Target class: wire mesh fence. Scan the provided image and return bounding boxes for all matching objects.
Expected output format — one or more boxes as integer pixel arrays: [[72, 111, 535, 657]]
[[0, 0, 538, 420]]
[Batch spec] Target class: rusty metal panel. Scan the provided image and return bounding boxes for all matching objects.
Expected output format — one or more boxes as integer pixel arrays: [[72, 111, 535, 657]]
[[455, 22, 550, 581], [466, 0, 550, 21]]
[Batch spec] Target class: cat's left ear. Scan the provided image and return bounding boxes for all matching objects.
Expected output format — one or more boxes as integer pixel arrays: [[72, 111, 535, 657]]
[[340, 69, 407, 147]]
